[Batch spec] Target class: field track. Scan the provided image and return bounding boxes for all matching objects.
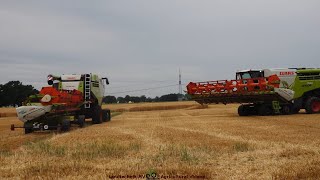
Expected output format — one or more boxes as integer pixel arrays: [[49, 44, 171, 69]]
[[1, 101, 320, 179]]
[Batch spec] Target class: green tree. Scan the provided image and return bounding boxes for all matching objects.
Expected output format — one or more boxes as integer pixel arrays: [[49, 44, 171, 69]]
[[117, 97, 126, 103], [0, 81, 39, 107], [159, 93, 179, 102], [130, 96, 141, 103], [154, 96, 160, 102], [103, 96, 117, 104], [140, 95, 147, 102], [146, 97, 153, 102], [124, 95, 131, 103]]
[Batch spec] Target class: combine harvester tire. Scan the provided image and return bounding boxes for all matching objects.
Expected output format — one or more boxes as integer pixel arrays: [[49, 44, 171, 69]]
[[92, 106, 103, 124], [305, 97, 320, 114], [257, 104, 273, 116], [102, 109, 111, 122], [61, 119, 71, 132], [238, 105, 250, 116], [24, 123, 33, 134], [77, 115, 85, 128]]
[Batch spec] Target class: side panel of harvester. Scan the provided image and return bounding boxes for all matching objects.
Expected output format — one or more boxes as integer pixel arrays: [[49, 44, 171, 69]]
[[290, 69, 320, 114], [90, 74, 105, 106], [263, 69, 296, 89], [293, 69, 320, 99]]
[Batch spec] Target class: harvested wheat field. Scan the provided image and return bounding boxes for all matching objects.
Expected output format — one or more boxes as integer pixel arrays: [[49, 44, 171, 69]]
[[1, 101, 320, 179]]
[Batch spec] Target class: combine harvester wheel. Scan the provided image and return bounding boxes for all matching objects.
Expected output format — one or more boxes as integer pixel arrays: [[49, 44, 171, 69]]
[[92, 106, 103, 124], [257, 104, 273, 116], [77, 115, 86, 128], [305, 97, 320, 114], [61, 119, 71, 132], [24, 123, 33, 134], [102, 109, 111, 122]]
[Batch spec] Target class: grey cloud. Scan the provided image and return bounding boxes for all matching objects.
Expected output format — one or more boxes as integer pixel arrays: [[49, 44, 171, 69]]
[[0, 0, 320, 97]]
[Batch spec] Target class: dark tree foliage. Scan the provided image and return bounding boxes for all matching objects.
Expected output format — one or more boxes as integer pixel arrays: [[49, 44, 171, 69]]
[[124, 95, 131, 103], [117, 95, 144, 103], [130, 96, 141, 103], [0, 81, 39, 107], [106, 93, 189, 104], [103, 96, 117, 104], [146, 97, 153, 102], [154, 96, 160, 102], [159, 93, 179, 102], [117, 97, 126, 103], [140, 95, 147, 102]]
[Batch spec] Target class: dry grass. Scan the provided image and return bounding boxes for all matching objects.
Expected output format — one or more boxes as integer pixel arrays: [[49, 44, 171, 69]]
[[104, 101, 203, 112], [0, 102, 320, 179], [0, 108, 17, 118]]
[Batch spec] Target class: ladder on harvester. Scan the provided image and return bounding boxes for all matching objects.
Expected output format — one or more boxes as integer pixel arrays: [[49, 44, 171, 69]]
[[84, 74, 91, 109]]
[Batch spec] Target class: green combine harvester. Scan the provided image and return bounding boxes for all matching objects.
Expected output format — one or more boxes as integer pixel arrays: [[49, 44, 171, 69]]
[[187, 68, 320, 116], [12, 73, 111, 134]]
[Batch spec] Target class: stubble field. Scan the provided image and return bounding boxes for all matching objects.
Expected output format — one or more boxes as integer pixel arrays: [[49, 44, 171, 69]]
[[1, 101, 320, 179]]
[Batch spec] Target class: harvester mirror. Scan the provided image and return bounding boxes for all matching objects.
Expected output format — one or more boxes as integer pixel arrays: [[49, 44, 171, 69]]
[[102, 78, 109, 85], [47, 75, 54, 85]]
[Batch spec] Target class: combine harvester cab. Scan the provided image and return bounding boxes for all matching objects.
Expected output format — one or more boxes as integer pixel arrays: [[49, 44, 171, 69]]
[[187, 68, 320, 116], [12, 74, 111, 134]]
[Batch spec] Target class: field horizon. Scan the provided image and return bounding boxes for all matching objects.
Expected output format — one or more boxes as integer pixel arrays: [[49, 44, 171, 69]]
[[1, 101, 320, 179]]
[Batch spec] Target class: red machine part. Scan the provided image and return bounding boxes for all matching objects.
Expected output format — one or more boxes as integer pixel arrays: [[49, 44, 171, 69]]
[[39, 87, 84, 107], [187, 74, 280, 95]]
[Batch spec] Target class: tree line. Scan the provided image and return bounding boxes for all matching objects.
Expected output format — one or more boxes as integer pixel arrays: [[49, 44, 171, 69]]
[[102, 94, 190, 104], [0, 81, 190, 107]]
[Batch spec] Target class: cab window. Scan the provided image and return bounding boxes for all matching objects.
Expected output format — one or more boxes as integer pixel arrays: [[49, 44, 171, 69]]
[[236, 71, 264, 80]]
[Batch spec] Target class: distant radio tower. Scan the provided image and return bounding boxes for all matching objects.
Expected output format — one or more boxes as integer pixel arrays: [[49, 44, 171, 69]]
[[178, 69, 182, 101]]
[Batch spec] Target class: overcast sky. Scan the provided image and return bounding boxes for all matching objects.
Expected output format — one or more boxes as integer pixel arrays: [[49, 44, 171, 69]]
[[0, 0, 319, 97]]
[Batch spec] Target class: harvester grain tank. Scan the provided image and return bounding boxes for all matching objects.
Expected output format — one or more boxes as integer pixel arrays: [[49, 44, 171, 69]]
[[12, 73, 111, 134], [187, 68, 320, 116]]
